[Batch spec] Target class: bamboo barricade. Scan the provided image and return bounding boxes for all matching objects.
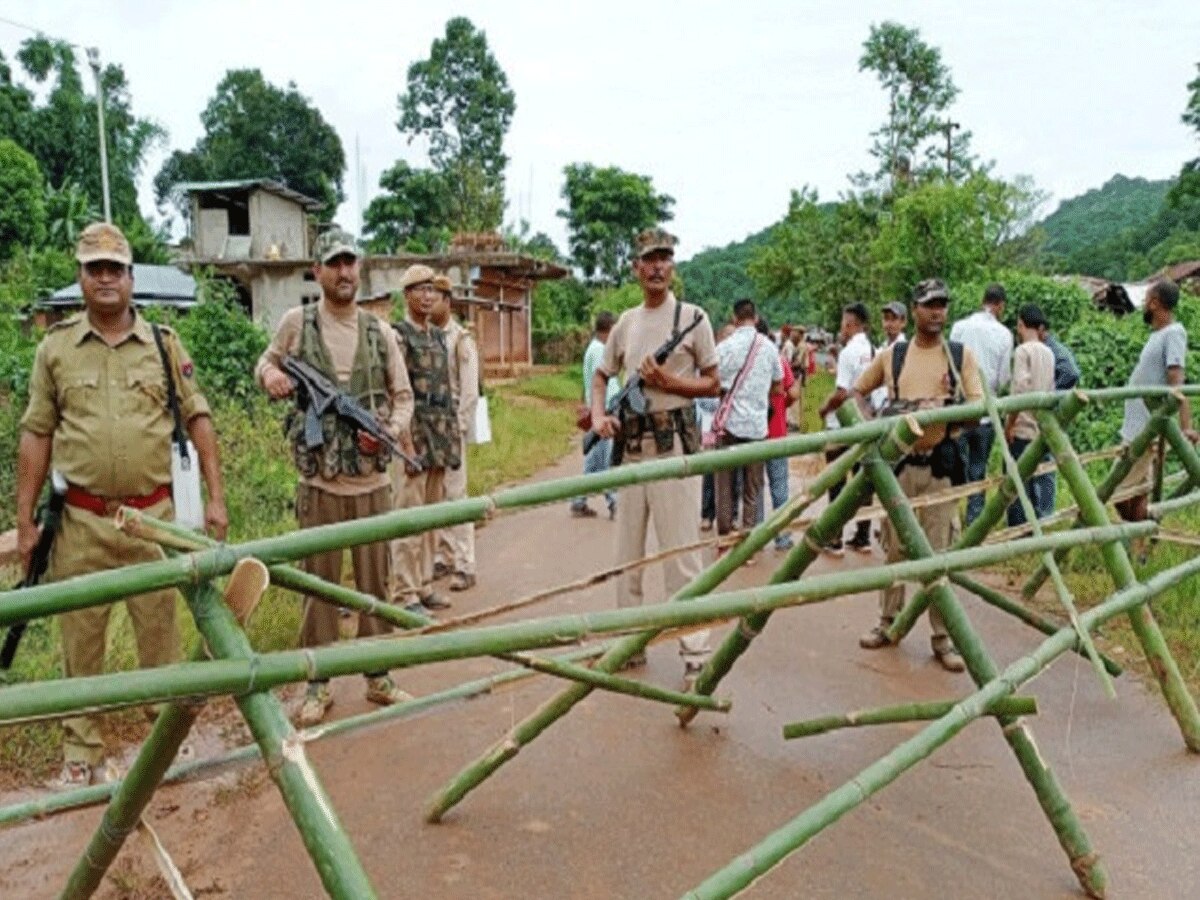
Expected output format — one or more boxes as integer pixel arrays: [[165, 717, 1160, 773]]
[[3, 386, 1200, 898]]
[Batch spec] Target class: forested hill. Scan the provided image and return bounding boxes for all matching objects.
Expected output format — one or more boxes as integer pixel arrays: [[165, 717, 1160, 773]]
[[1040, 174, 1174, 274], [678, 225, 805, 326]]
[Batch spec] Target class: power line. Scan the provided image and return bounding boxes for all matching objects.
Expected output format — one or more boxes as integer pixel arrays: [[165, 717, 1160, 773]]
[[0, 12, 86, 49]]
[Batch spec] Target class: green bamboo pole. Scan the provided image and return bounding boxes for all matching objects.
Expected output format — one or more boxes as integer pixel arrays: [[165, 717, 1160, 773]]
[[59, 669, 203, 899], [1020, 405, 1173, 601], [978, 381, 1113, 696], [0, 524, 1152, 727], [683, 552, 1200, 900], [675, 421, 916, 729], [1160, 417, 1200, 491], [422, 436, 875, 822], [1149, 489, 1200, 518], [886, 390, 1088, 644], [186, 578, 378, 899], [121, 510, 728, 714], [856, 410, 1107, 898], [0, 644, 607, 830], [782, 696, 1037, 739], [5, 388, 1190, 626], [949, 573, 1123, 676], [1038, 411, 1200, 752]]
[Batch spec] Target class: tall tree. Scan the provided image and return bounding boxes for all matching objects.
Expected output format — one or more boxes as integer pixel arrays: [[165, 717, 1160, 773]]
[[558, 163, 674, 285], [397, 17, 515, 231], [858, 22, 971, 187], [0, 138, 46, 259], [362, 159, 452, 253], [154, 69, 345, 218], [4, 37, 163, 224]]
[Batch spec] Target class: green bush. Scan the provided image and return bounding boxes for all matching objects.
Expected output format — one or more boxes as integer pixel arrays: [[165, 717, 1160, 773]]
[[171, 276, 268, 408], [949, 268, 1091, 332]]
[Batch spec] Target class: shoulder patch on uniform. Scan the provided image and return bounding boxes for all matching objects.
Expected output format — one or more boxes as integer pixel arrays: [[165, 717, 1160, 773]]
[[181, 360, 194, 378], [47, 314, 83, 332]]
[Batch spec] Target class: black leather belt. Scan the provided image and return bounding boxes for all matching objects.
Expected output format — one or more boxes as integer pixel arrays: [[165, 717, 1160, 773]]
[[903, 453, 933, 467]]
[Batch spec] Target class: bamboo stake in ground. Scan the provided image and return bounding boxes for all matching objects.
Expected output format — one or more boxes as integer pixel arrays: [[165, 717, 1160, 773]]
[[59, 560, 268, 900], [1038, 411, 1200, 752], [184, 576, 379, 900], [782, 696, 1037, 739], [684, 552, 1200, 900], [854, 412, 1107, 896]]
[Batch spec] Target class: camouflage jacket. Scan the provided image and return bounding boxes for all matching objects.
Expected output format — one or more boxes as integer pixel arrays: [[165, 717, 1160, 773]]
[[394, 319, 460, 469]]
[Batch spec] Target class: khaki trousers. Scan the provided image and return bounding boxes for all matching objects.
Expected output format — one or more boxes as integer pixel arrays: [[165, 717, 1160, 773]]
[[49, 497, 180, 767], [390, 464, 446, 604], [435, 435, 475, 575], [615, 439, 709, 661], [879, 464, 953, 648], [297, 484, 394, 650]]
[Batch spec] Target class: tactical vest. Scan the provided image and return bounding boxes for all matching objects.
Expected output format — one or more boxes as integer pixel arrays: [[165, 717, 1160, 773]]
[[287, 305, 393, 479], [394, 320, 460, 470]]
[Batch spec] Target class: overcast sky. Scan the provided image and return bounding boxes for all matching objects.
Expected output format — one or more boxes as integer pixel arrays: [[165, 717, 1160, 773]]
[[3, 1, 1199, 261]]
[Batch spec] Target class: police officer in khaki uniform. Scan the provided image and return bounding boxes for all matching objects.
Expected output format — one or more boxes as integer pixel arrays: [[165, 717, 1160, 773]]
[[390, 265, 460, 612], [430, 274, 480, 592], [257, 229, 415, 727], [591, 229, 720, 686], [16, 222, 228, 787], [851, 278, 983, 673]]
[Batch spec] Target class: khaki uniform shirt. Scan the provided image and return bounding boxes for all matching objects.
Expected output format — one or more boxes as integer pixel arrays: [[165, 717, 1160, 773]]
[[256, 300, 414, 496], [600, 293, 718, 412], [21, 311, 211, 497], [1010, 340, 1055, 441], [443, 317, 480, 436], [854, 339, 984, 452]]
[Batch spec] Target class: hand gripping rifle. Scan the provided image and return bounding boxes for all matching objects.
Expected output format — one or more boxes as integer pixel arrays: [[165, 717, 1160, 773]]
[[582, 310, 704, 456], [1, 471, 68, 673], [280, 356, 423, 472]]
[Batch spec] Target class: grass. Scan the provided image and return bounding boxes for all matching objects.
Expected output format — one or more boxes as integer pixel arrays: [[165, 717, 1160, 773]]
[[0, 370, 581, 782]]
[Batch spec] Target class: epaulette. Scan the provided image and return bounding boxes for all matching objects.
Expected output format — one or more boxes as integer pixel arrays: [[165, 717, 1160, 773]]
[[47, 313, 83, 332]]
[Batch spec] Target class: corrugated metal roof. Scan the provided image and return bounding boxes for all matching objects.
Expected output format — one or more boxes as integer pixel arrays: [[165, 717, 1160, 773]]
[[45, 265, 198, 306], [172, 178, 324, 211]]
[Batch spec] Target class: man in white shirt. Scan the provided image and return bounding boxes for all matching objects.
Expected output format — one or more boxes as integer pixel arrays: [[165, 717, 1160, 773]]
[[949, 283, 1013, 524], [572, 311, 619, 519], [818, 302, 875, 554], [713, 299, 783, 537]]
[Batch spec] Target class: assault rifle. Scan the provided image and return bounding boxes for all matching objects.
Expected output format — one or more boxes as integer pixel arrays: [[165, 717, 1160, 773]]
[[1, 471, 68, 673], [583, 310, 704, 455], [281, 356, 423, 472]]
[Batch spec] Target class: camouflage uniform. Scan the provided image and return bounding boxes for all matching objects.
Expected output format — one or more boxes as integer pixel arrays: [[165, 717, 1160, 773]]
[[391, 273, 460, 608]]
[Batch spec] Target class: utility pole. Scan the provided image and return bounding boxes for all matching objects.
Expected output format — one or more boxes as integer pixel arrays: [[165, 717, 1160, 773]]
[[942, 119, 960, 180], [86, 47, 112, 223]]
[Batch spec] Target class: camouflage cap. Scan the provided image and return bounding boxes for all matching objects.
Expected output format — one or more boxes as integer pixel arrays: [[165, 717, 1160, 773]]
[[314, 228, 359, 264], [634, 228, 677, 259], [432, 273, 454, 295], [76, 222, 132, 266], [912, 278, 950, 305], [400, 264, 437, 290], [882, 300, 908, 318]]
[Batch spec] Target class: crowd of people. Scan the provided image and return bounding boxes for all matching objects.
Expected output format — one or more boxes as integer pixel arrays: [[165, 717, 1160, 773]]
[[12, 219, 1195, 786], [575, 229, 1196, 681]]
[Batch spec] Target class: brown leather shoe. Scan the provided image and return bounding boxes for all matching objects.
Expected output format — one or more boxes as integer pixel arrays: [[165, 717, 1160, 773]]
[[933, 645, 966, 673], [859, 620, 893, 650]]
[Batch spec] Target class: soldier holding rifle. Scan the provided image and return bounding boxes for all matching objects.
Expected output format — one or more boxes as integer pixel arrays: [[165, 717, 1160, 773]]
[[256, 228, 415, 727], [590, 229, 720, 687]]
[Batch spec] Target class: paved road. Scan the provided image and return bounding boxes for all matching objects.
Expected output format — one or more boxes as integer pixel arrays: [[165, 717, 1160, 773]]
[[3, 447, 1199, 899]]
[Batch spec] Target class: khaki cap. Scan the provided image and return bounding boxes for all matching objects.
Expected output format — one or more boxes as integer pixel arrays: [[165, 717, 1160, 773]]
[[314, 228, 359, 264], [432, 274, 454, 295], [76, 222, 132, 266], [634, 227, 677, 258], [401, 264, 437, 290]]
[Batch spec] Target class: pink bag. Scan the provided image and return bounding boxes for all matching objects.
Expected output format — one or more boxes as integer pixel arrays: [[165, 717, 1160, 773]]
[[703, 335, 763, 449]]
